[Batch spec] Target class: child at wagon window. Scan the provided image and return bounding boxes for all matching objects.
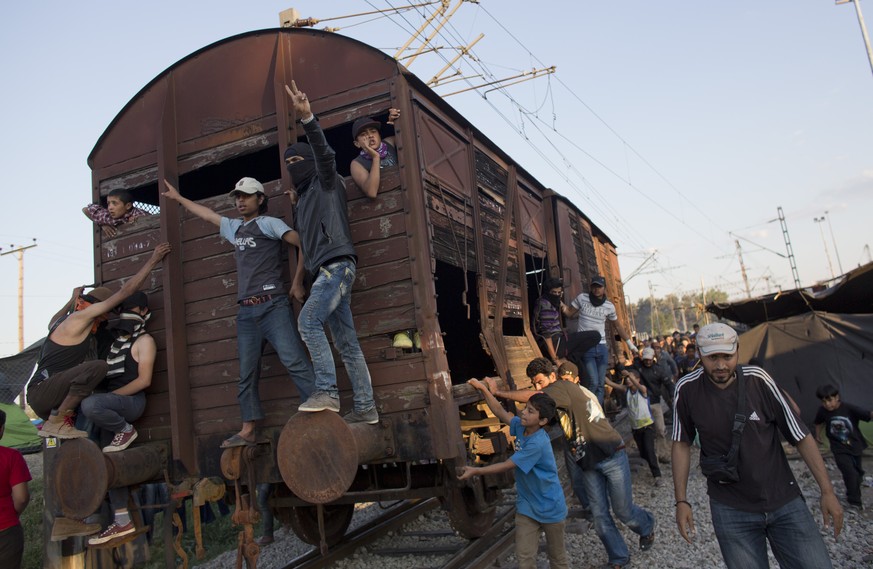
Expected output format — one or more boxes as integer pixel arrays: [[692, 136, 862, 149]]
[[459, 381, 569, 569], [82, 188, 148, 238], [814, 383, 873, 510], [162, 177, 316, 448], [349, 109, 400, 198]]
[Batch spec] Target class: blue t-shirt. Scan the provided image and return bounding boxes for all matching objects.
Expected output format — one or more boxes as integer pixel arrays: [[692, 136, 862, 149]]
[[219, 216, 293, 301], [509, 416, 567, 524]]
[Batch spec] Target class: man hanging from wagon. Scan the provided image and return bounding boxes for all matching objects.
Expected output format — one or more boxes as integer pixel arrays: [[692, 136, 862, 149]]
[[162, 177, 317, 448], [282, 81, 379, 425], [27, 244, 170, 439], [80, 291, 156, 546]]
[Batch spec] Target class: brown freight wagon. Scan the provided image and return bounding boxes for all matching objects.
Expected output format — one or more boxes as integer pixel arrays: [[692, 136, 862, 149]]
[[48, 27, 631, 566]]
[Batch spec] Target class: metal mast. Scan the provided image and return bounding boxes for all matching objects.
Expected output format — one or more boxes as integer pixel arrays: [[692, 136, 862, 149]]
[[777, 207, 802, 289], [735, 239, 752, 298]]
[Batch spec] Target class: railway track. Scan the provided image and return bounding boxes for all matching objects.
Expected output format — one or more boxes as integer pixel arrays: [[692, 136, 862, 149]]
[[281, 498, 516, 569]]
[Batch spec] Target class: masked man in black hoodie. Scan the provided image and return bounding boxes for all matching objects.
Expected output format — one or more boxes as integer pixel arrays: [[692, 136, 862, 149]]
[[283, 81, 378, 425]]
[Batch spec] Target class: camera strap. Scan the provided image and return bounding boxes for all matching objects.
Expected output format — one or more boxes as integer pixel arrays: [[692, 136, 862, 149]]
[[726, 367, 748, 462]]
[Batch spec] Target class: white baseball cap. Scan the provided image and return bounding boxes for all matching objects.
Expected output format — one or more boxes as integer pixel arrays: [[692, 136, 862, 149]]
[[228, 177, 265, 197], [696, 323, 738, 356]]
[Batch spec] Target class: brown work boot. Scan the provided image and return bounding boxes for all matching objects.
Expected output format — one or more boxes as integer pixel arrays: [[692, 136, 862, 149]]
[[39, 411, 88, 439], [50, 517, 102, 541]]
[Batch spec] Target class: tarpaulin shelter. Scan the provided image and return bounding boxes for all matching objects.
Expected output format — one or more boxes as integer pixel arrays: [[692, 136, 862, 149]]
[[0, 402, 41, 454], [738, 312, 873, 427], [0, 341, 43, 453], [0, 339, 42, 403], [708, 262, 873, 327]]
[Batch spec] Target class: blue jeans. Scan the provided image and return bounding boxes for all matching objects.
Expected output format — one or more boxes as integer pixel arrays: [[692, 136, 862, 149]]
[[563, 447, 590, 509], [237, 295, 315, 422], [80, 392, 146, 433], [581, 343, 609, 405], [581, 449, 655, 566], [709, 496, 833, 569], [298, 259, 375, 412]]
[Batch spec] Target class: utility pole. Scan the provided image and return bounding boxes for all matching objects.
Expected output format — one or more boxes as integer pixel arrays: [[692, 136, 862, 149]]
[[1, 240, 38, 409], [777, 207, 802, 289], [735, 239, 752, 298], [625, 295, 638, 338], [700, 277, 709, 325], [648, 280, 660, 337], [814, 217, 836, 279], [1, 240, 38, 353], [836, 0, 873, 79], [678, 299, 688, 332], [667, 296, 679, 331], [824, 211, 844, 275]]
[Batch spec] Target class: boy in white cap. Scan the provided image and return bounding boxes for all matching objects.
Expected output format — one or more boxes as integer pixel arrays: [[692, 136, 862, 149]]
[[672, 323, 842, 568], [162, 177, 316, 448]]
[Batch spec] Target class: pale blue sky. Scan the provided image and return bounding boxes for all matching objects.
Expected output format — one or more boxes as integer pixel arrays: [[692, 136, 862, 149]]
[[1, 1, 871, 355]]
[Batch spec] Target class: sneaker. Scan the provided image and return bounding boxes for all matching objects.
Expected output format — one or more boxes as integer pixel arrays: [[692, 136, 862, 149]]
[[39, 412, 88, 439], [640, 530, 655, 551], [257, 535, 274, 546], [103, 428, 138, 453], [88, 521, 135, 546], [343, 407, 379, 425], [298, 391, 340, 413], [653, 476, 663, 487]]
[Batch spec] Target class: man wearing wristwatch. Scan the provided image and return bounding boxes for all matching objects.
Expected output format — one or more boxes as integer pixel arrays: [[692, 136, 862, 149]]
[[672, 323, 842, 568]]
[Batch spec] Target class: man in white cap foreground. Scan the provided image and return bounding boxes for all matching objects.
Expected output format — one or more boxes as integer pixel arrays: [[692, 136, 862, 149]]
[[163, 177, 316, 448], [672, 322, 842, 568]]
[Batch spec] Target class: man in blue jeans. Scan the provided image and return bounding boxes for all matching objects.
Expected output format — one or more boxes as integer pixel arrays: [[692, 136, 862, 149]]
[[83, 291, 156, 546], [163, 177, 316, 447], [565, 276, 637, 405], [284, 81, 378, 424], [486, 357, 654, 569], [673, 323, 842, 569]]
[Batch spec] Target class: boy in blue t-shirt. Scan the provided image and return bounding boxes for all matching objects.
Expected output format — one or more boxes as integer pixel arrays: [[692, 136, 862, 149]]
[[814, 384, 873, 509], [459, 379, 568, 569]]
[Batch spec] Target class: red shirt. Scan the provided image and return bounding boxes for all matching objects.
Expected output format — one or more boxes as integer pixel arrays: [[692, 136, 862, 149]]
[[0, 446, 31, 530]]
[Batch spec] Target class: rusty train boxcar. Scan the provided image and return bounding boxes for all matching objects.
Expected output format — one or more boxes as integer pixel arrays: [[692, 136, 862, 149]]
[[67, 27, 631, 556]]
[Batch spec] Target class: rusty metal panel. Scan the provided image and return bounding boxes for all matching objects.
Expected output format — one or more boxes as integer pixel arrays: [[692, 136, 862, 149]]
[[90, 29, 399, 174], [416, 110, 471, 197]]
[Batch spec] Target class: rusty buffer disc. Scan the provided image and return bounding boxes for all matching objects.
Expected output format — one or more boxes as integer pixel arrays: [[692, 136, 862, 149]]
[[54, 438, 109, 519], [277, 412, 358, 504]]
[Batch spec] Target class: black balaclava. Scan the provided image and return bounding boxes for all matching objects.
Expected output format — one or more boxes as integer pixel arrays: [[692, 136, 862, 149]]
[[589, 287, 607, 307], [285, 143, 316, 190]]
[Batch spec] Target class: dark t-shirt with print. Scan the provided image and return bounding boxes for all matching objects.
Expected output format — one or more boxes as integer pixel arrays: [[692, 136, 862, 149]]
[[673, 365, 808, 513], [815, 403, 870, 456]]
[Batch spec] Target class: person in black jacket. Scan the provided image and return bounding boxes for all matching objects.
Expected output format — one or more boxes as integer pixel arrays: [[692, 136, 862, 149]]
[[284, 81, 378, 425], [636, 347, 672, 462]]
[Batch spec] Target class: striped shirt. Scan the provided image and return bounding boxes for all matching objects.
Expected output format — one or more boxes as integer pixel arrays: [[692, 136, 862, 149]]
[[673, 365, 807, 513]]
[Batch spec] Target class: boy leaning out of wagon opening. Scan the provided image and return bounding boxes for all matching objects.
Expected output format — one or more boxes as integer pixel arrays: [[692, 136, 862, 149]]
[[82, 188, 148, 238], [459, 379, 568, 569]]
